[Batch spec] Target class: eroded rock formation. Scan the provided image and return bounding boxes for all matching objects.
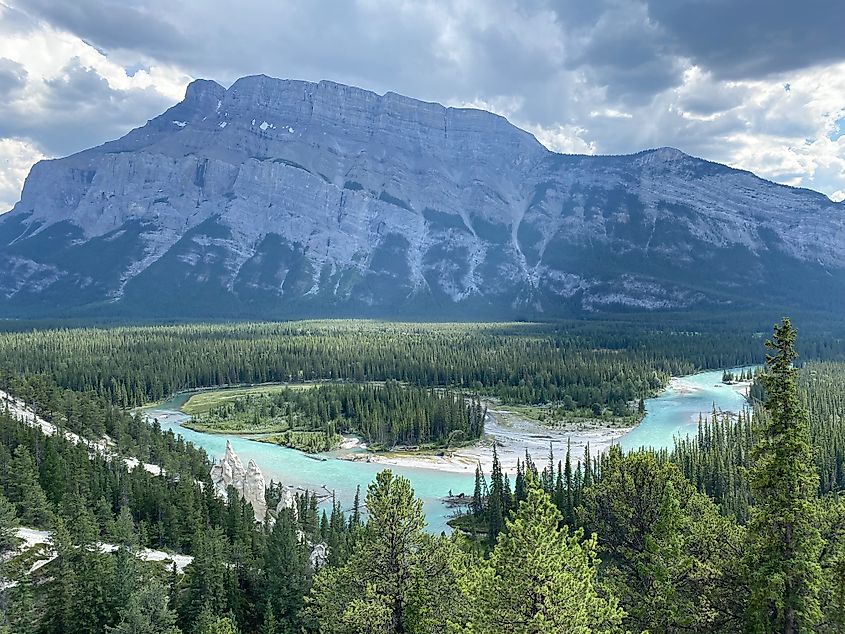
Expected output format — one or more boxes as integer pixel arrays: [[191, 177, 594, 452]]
[[210, 440, 267, 522]]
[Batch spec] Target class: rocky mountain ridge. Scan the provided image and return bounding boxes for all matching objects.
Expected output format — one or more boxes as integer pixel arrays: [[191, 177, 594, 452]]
[[0, 74, 843, 319]]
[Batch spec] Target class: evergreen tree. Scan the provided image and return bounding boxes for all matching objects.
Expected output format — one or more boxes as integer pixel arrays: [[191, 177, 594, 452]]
[[816, 494, 845, 633], [583, 447, 748, 632], [108, 579, 182, 634], [305, 470, 457, 634], [39, 517, 80, 634], [194, 611, 238, 634], [260, 602, 277, 634], [263, 509, 306, 631], [563, 440, 574, 525], [180, 528, 230, 631], [487, 446, 505, 545], [471, 463, 484, 518], [5, 573, 36, 634], [0, 491, 18, 556], [469, 474, 624, 633], [745, 318, 823, 632], [349, 485, 361, 530], [514, 459, 526, 504], [9, 445, 53, 528]]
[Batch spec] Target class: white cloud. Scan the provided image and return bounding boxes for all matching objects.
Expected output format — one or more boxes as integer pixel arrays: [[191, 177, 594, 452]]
[[0, 0, 842, 212], [0, 138, 44, 211]]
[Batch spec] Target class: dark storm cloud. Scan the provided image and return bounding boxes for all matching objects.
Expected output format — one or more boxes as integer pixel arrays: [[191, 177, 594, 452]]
[[13, 0, 183, 52], [642, 0, 845, 79], [562, 1, 683, 101], [677, 82, 746, 117]]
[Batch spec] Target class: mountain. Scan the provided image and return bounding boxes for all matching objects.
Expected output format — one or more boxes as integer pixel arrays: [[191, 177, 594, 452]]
[[1, 74, 843, 320]]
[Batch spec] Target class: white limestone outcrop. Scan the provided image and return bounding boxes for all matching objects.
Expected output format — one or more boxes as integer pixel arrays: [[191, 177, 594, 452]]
[[210, 440, 268, 522]]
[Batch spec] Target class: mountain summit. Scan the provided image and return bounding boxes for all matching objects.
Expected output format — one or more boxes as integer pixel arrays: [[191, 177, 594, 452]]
[[1, 74, 843, 319]]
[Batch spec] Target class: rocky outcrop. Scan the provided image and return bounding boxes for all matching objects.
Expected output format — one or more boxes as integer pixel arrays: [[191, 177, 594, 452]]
[[210, 440, 268, 522], [2, 74, 844, 319], [310, 542, 328, 569], [276, 486, 297, 518]]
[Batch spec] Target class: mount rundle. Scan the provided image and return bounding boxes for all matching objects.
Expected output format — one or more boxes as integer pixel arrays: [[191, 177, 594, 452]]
[[1, 74, 843, 318]]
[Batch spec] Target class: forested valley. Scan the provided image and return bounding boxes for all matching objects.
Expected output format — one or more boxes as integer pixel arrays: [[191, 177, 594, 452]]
[[0, 319, 844, 633], [0, 321, 779, 409]]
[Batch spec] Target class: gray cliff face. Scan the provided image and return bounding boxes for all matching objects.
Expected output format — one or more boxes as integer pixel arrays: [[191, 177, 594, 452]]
[[1, 74, 843, 318]]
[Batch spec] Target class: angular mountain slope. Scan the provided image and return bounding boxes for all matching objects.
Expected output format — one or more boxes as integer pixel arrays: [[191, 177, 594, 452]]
[[1, 74, 843, 319]]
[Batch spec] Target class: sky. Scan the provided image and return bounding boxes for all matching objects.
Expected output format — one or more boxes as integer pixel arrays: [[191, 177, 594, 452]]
[[0, 0, 843, 212]]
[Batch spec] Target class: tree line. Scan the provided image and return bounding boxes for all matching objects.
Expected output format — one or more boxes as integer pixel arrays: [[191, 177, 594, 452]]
[[194, 381, 486, 448], [0, 320, 774, 412]]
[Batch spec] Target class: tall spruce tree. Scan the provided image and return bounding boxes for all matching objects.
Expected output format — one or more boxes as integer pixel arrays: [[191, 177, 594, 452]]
[[469, 474, 624, 633], [0, 492, 18, 556], [487, 446, 505, 544], [746, 318, 823, 632], [471, 463, 485, 518], [108, 579, 182, 634], [305, 470, 458, 634]]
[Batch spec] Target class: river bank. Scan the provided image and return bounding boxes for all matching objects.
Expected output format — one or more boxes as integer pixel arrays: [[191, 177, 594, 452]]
[[143, 368, 753, 532], [341, 410, 631, 475]]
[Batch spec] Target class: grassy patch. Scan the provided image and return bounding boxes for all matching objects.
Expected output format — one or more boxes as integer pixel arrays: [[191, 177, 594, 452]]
[[180, 383, 318, 416], [256, 430, 342, 453], [181, 419, 289, 434]]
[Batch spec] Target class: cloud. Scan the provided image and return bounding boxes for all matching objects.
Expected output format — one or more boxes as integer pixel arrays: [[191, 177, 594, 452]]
[[0, 0, 842, 207], [0, 57, 27, 97], [0, 53, 176, 157], [0, 138, 44, 211], [10, 0, 183, 52], [642, 0, 845, 80]]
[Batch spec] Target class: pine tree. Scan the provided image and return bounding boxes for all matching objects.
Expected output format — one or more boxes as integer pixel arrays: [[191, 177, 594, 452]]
[[108, 579, 182, 634], [305, 470, 455, 634], [180, 528, 230, 631], [349, 485, 361, 530], [111, 506, 139, 621], [471, 463, 484, 518], [563, 440, 574, 525], [554, 461, 565, 516], [5, 573, 36, 634], [8, 445, 53, 528], [39, 518, 79, 634], [582, 443, 593, 490], [194, 610, 238, 634], [263, 509, 306, 631], [470, 474, 624, 633], [514, 458, 526, 504], [487, 446, 505, 544], [746, 318, 823, 632], [0, 491, 18, 556], [260, 602, 277, 634]]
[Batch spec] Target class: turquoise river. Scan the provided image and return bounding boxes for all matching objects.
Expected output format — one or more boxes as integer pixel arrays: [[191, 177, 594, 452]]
[[145, 368, 751, 533]]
